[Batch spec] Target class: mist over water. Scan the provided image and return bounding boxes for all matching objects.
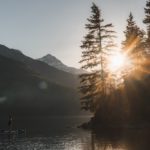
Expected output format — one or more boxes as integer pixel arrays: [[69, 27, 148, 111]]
[[0, 116, 150, 150]]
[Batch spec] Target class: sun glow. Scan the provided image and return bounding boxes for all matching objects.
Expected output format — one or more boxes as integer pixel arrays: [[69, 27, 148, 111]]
[[108, 51, 131, 74]]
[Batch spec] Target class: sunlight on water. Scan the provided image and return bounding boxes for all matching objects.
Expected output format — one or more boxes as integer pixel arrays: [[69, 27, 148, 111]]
[[0, 136, 91, 150], [0, 117, 150, 150], [0, 135, 127, 150]]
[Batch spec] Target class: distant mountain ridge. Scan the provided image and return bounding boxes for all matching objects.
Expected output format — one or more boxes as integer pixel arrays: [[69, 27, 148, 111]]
[[0, 45, 78, 88], [38, 54, 85, 75], [0, 44, 87, 116]]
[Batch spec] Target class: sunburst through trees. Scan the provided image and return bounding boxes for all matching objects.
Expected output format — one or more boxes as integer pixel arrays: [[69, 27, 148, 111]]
[[79, 1, 150, 126], [79, 3, 116, 113]]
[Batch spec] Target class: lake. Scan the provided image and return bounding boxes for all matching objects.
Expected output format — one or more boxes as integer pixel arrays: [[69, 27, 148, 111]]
[[0, 116, 150, 150]]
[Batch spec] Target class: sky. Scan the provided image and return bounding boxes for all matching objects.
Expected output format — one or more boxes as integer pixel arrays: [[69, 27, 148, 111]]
[[0, 0, 146, 68]]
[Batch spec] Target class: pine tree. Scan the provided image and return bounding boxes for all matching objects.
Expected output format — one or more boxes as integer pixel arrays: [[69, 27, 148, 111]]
[[143, 0, 150, 50], [122, 13, 145, 70], [79, 3, 116, 113]]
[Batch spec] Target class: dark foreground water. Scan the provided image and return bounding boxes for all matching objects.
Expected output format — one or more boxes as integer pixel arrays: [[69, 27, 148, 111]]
[[0, 116, 150, 150]]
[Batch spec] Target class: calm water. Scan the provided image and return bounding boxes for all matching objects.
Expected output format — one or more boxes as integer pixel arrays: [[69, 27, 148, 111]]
[[0, 116, 150, 150]]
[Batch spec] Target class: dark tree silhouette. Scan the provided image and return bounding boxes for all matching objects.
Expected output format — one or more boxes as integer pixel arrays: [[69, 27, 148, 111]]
[[143, 0, 150, 51], [79, 3, 116, 113], [122, 13, 145, 70]]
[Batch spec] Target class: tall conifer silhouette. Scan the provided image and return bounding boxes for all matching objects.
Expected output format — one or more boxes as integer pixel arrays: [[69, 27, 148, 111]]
[[79, 3, 116, 113], [143, 0, 150, 50], [122, 13, 145, 70]]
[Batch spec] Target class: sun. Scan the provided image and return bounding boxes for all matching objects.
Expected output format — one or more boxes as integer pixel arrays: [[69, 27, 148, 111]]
[[108, 51, 131, 73]]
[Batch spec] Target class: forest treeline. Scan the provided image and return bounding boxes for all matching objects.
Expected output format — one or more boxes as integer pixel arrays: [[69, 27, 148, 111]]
[[79, 0, 150, 127]]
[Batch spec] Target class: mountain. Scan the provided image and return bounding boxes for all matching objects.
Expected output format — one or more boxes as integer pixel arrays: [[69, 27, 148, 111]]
[[38, 54, 85, 75], [0, 45, 78, 88], [0, 45, 85, 116]]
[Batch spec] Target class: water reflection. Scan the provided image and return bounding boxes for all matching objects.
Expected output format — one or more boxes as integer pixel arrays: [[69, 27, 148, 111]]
[[91, 128, 150, 150], [0, 116, 150, 150], [1, 128, 150, 150]]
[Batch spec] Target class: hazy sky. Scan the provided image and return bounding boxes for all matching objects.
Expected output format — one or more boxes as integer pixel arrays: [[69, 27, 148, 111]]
[[0, 0, 146, 68]]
